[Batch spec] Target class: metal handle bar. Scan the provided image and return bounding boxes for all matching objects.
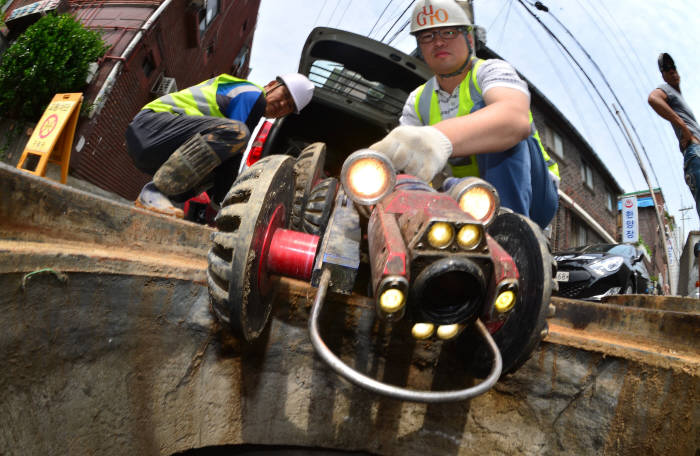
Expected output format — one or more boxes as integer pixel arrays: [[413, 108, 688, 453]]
[[308, 268, 503, 403]]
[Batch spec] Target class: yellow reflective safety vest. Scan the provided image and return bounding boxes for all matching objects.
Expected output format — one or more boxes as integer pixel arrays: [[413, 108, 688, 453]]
[[413, 58, 559, 178], [143, 75, 264, 117]]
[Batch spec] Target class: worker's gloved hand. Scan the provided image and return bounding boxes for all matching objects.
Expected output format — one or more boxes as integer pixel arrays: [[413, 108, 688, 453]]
[[370, 125, 453, 183]]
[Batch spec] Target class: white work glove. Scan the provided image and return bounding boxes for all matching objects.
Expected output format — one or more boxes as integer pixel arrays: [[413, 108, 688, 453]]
[[370, 125, 453, 183]]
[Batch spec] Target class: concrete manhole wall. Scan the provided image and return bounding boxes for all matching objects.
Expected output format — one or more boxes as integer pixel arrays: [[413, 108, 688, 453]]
[[1, 270, 697, 456]]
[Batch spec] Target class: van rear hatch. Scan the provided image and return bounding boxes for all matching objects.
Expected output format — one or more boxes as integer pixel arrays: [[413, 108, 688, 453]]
[[260, 27, 432, 173]]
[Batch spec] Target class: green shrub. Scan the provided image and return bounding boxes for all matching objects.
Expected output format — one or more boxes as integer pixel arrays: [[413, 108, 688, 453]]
[[0, 13, 107, 120]]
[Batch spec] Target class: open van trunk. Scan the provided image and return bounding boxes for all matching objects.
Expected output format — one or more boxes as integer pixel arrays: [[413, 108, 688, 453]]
[[260, 27, 432, 174]]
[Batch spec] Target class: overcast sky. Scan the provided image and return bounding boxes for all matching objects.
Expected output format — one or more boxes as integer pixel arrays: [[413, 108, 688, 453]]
[[247, 0, 700, 253]]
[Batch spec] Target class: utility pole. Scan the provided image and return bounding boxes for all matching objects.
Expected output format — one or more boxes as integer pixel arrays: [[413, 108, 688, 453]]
[[614, 104, 671, 292]]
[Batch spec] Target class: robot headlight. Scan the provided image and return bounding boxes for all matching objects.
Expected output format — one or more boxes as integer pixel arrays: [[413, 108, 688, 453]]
[[448, 178, 500, 226], [341, 150, 396, 205]]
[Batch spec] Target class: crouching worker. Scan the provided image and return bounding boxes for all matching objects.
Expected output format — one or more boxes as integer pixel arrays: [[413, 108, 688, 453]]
[[370, 0, 559, 229], [126, 73, 314, 217]]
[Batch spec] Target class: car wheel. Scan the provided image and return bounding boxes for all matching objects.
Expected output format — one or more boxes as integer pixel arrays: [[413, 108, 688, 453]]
[[623, 278, 634, 295], [207, 155, 295, 342], [291, 142, 326, 232], [458, 212, 554, 378]]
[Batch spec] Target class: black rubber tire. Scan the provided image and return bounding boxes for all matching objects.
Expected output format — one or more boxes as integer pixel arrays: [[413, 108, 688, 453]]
[[623, 278, 634, 295], [550, 255, 559, 293], [291, 142, 326, 231], [207, 155, 295, 342], [302, 177, 338, 235], [458, 212, 554, 377]]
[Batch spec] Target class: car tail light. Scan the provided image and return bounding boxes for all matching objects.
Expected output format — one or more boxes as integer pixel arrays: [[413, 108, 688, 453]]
[[246, 120, 273, 167]]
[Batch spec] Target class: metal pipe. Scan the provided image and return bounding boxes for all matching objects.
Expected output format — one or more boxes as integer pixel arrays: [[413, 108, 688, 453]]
[[558, 189, 616, 244], [309, 268, 503, 403], [614, 103, 671, 291], [90, 0, 174, 118]]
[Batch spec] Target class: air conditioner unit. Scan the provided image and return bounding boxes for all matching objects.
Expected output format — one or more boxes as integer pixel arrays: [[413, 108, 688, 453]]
[[152, 76, 178, 97]]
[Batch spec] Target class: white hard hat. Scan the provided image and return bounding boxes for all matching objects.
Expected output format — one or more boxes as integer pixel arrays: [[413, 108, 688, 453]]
[[277, 73, 314, 114], [410, 0, 472, 35]]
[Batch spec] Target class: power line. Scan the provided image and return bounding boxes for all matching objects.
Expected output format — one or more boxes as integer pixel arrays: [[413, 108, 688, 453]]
[[524, 1, 664, 192], [517, 1, 668, 188], [511, 3, 636, 186], [335, 0, 354, 28], [387, 19, 411, 45], [529, 0, 696, 235], [372, 0, 411, 40], [515, 0, 639, 183], [313, 0, 329, 27], [496, 0, 515, 48], [588, 0, 682, 165], [509, 5, 587, 131], [573, 0, 685, 206], [326, 0, 343, 26], [380, 0, 414, 42], [517, 0, 687, 258], [368, 0, 396, 37], [488, 0, 513, 30], [596, 1, 658, 89]]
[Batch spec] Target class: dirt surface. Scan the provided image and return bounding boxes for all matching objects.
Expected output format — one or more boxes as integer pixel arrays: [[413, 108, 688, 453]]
[[547, 323, 700, 376], [1, 162, 698, 455], [603, 294, 700, 312], [2, 258, 698, 455], [0, 239, 207, 283]]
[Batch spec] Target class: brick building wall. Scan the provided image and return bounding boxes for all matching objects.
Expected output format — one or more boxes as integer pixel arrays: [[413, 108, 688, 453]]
[[478, 47, 622, 253], [530, 99, 621, 251]]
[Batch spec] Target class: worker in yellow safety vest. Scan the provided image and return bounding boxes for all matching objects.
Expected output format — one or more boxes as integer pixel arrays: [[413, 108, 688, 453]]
[[126, 73, 314, 217], [370, 0, 559, 229]]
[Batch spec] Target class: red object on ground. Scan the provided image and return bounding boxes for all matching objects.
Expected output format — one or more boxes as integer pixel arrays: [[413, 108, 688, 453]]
[[184, 192, 217, 226]]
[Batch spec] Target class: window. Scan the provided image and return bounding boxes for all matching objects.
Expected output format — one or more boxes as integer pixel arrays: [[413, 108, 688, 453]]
[[198, 0, 218, 37], [553, 133, 563, 159], [571, 217, 589, 247], [606, 191, 614, 212], [543, 124, 564, 160], [577, 224, 587, 246], [231, 45, 250, 76], [309, 59, 409, 117], [142, 55, 154, 77], [581, 162, 593, 189]]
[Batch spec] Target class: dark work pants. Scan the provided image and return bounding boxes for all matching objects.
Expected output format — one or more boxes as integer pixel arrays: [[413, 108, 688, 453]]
[[476, 136, 558, 229], [444, 137, 558, 229], [125, 110, 249, 203], [684, 143, 700, 220]]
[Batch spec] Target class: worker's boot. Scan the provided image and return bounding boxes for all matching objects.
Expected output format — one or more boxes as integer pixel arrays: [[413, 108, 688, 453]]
[[135, 181, 184, 218], [154, 133, 221, 196]]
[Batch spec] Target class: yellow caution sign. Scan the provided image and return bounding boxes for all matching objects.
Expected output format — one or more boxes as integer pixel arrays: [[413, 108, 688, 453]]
[[17, 93, 83, 183]]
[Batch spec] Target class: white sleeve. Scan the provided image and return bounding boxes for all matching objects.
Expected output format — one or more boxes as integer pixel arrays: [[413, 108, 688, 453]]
[[399, 87, 423, 126], [476, 59, 530, 99]]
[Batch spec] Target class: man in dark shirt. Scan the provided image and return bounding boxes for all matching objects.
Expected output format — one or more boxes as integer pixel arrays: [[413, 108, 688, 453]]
[[648, 52, 700, 219]]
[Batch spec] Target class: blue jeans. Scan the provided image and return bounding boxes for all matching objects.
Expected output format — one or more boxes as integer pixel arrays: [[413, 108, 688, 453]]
[[444, 137, 558, 229], [683, 143, 700, 220]]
